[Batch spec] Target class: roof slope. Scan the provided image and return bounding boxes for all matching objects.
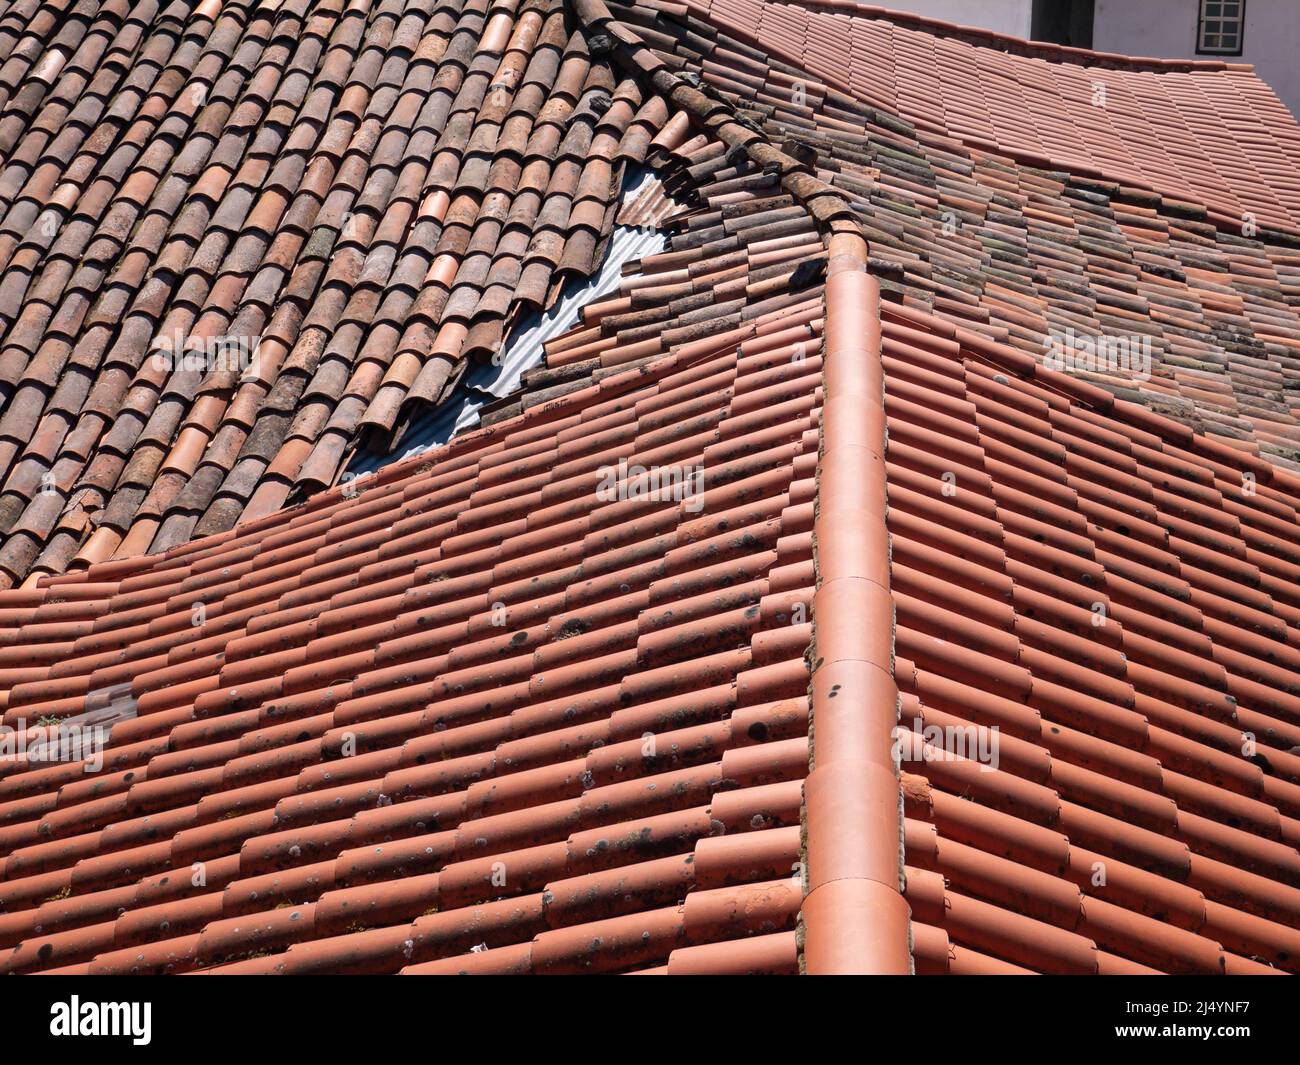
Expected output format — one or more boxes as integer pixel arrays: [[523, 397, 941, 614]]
[[0, 0, 664, 587], [0, 285, 825, 974], [6, 0, 1300, 589], [695, 0, 1300, 233], [1, 0, 1300, 975], [623, 0, 1300, 461], [881, 300, 1300, 974]]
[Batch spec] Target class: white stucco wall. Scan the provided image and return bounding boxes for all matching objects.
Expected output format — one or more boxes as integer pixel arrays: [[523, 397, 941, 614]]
[[874, 0, 1034, 38], [1094, 0, 1300, 118], [876, 2, 1299, 119]]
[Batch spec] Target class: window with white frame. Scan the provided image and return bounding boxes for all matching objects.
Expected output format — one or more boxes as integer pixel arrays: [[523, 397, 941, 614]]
[[1197, 0, 1246, 56]]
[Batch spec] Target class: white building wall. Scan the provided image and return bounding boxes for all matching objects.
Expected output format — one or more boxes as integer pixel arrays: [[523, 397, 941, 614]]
[[1094, 0, 1300, 118], [879, 2, 1299, 120], [872, 0, 1034, 38]]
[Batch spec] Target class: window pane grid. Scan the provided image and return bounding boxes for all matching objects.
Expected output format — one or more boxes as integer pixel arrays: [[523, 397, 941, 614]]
[[1198, 0, 1245, 55]]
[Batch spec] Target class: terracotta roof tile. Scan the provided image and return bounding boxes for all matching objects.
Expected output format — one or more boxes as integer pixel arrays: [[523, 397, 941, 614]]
[[0, 0, 668, 588]]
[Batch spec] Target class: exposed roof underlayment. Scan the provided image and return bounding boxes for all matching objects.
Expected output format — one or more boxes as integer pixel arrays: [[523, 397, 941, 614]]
[[348, 167, 667, 475]]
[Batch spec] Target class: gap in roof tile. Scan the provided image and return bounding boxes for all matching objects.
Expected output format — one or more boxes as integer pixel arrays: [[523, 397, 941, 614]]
[[344, 167, 670, 480]]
